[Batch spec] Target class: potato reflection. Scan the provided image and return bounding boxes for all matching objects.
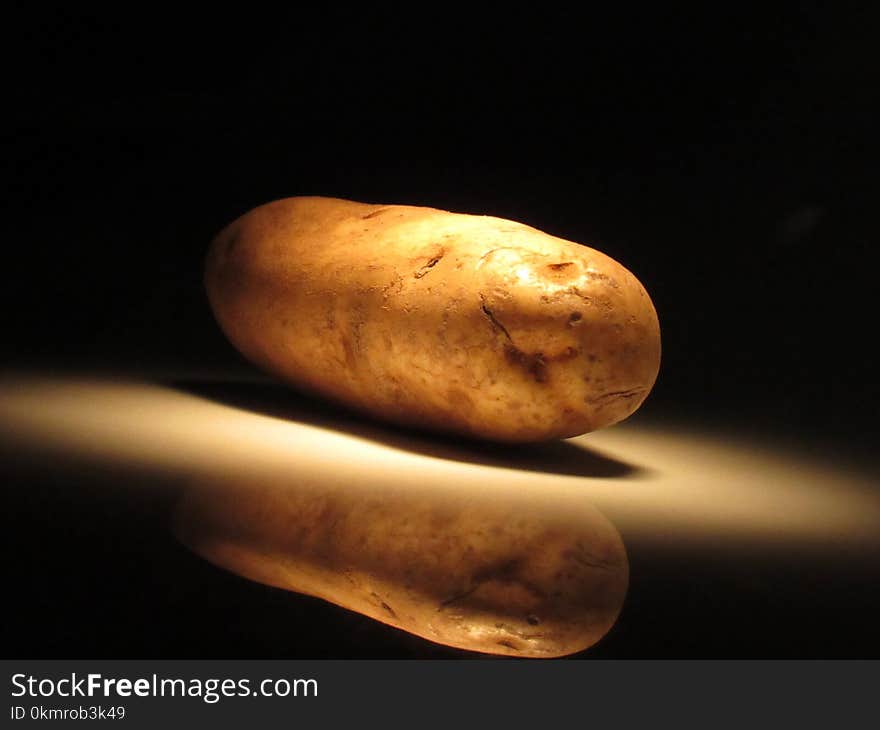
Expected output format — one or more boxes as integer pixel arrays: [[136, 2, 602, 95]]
[[174, 475, 628, 658]]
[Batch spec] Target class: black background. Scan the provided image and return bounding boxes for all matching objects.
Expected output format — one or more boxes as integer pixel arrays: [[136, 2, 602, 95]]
[[3, 5, 879, 658]]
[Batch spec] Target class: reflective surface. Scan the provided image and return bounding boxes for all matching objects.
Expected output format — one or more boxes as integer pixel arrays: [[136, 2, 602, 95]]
[[2, 373, 879, 657]]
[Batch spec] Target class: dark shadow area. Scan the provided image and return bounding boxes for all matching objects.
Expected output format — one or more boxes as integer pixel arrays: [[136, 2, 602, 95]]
[[168, 377, 654, 480]]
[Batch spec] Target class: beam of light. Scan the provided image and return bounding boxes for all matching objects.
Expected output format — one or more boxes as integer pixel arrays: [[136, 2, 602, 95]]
[[2, 373, 879, 555]]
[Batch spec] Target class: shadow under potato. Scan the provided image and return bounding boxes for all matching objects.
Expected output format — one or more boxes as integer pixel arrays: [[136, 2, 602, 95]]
[[170, 377, 651, 480]]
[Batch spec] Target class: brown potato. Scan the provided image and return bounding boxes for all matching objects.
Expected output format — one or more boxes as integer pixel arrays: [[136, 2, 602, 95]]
[[205, 196, 660, 442], [173, 476, 628, 658]]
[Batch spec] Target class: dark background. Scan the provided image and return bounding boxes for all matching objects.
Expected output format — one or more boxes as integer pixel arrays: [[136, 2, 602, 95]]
[[3, 5, 878, 657]]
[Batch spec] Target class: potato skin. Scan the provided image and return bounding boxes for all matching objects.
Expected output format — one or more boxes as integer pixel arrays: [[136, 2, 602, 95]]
[[173, 477, 628, 658], [205, 196, 660, 442]]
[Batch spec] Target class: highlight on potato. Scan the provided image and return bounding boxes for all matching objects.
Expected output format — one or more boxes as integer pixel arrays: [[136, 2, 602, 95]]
[[205, 196, 661, 442], [173, 475, 629, 658]]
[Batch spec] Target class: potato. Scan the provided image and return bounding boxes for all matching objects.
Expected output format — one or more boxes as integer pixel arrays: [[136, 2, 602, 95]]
[[205, 196, 660, 441], [173, 476, 628, 658]]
